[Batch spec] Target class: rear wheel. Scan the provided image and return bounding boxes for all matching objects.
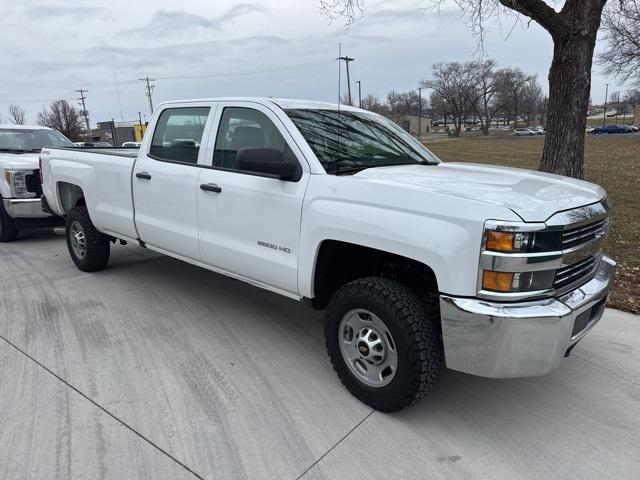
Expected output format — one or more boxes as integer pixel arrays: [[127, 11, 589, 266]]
[[65, 206, 110, 271], [0, 197, 19, 242], [325, 277, 444, 412]]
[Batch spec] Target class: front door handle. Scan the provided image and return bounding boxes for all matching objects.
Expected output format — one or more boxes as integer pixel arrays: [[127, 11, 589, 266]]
[[136, 171, 152, 180], [200, 183, 222, 193]]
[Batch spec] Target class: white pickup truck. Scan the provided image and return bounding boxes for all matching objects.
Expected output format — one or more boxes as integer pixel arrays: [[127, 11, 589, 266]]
[[40, 98, 615, 411], [0, 124, 71, 241]]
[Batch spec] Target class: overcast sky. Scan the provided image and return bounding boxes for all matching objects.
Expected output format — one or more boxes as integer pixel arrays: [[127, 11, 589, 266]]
[[0, 0, 626, 125]]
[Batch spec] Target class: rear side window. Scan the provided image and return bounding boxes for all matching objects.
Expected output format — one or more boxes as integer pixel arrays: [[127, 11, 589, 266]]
[[212, 107, 289, 170], [150, 107, 210, 164]]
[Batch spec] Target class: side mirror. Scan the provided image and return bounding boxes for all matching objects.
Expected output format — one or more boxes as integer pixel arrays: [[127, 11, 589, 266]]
[[236, 148, 298, 180]]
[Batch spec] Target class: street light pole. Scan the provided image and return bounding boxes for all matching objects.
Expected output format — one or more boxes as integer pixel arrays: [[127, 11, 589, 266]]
[[417, 87, 423, 140], [603, 83, 609, 127], [356, 80, 362, 108], [337, 55, 354, 105]]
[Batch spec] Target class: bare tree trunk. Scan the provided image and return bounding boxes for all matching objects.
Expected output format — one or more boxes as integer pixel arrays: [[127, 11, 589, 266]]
[[539, 2, 605, 179]]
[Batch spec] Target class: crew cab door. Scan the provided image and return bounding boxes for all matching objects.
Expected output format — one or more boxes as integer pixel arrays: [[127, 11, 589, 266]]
[[133, 105, 214, 259], [197, 102, 310, 296]]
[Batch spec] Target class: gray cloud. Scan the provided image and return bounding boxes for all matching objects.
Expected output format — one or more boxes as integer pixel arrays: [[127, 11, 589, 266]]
[[124, 4, 267, 38]]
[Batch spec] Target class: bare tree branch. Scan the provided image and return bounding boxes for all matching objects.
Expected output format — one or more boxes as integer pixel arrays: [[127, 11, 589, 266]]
[[8, 104, 27, 125]]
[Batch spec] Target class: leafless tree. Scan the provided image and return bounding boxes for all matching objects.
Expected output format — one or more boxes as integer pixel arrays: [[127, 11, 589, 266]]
[[320, 0, 610, 179], [623, 88, 640, 106], [421, 61, 478, 136], [599, 1, 640, 87], [469, 59, 506, 134], [361, 94, 389, 114], [37, 100, 83, 141], [8, 104, 27, 125], [386, 90, 425, 116]]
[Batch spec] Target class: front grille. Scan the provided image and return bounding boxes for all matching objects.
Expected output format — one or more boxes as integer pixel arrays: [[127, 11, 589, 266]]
[[554, 255, 599, 291], [25, 171, 43, 196], [562, 218, 608, 249]]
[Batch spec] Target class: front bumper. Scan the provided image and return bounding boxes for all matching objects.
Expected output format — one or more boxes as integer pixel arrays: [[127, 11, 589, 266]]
[[440, 256, 616, 378], [3, 197, 55, 219]]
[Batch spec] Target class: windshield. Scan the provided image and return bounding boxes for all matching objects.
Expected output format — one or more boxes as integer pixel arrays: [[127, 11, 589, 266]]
[[285, 109, 439, 175], [0, 128, 75, 152]]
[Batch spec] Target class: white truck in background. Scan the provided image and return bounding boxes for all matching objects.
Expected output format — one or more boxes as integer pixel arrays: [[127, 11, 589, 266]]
[[40, 98, 615, 411], [0, 124, 70, 241]]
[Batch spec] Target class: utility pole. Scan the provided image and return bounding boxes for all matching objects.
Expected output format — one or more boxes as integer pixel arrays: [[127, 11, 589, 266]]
[[138, 111, 144, 141], [139, 77, 156, 114], [602, 83, 609, 127], [356, 80, 362, 108], [417, 87, 423, 140], [337, 55, 354, 105], [75, 89, 91, 139]]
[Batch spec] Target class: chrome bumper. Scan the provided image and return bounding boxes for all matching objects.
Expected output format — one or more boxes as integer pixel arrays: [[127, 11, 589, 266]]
[[440, 256, 616, 378], [3, 198, 55, 219]]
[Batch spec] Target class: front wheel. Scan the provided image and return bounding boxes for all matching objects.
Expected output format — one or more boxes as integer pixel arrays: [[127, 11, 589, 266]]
[[0, 197, 19, 242], [65, 206, 110, 272], [325, 277, 444, 412]]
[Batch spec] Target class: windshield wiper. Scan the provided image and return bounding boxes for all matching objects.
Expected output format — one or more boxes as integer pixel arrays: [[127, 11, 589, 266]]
[[0, 148, 39, 154], [328, 160, 434, 176]]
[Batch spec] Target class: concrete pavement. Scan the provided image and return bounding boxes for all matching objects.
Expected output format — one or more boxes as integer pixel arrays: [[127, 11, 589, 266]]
[[1, 230, 638, 480]]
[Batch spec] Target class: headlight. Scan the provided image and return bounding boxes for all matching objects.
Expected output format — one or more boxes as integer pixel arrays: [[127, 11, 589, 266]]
[[485, 231, 534, 252], [485, 229, 561, 253], [4, 170, 34, 199]]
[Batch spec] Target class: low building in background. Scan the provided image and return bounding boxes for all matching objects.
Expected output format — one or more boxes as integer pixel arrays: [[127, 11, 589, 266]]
[[91, 121, 147, 146], [388, 114, 431, 139]]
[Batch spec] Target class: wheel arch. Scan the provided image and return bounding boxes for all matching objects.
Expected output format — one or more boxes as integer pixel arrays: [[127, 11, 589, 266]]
[[306, 239, 440, 310]]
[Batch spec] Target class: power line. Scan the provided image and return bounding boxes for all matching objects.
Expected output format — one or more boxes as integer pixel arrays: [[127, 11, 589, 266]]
[[139, 77, 155, 114], [154, 60, 329, 81]]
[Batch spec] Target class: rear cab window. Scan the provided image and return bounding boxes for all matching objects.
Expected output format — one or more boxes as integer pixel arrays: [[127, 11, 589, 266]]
[[149, 107, 210, 164]]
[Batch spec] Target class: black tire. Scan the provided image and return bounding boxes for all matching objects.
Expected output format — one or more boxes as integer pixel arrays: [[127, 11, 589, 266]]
[[325, 277, 444, 412], [65, 206, 110, 272], [0, 197, 19, 242]]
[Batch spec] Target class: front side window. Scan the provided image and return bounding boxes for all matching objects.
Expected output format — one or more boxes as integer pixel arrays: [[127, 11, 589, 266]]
[[212, 107, 291, 171], [0, 128, 74, 152], [285, 109, 439, 175], [150, 107, 210, 164]]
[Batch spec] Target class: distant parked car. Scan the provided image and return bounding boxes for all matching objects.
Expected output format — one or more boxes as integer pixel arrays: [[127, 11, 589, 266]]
[[630, 125, 640, 132], [513, 128, 535, 136], [73, 141, 113, 147], [122, 141, 141, 148], [591, 125, 630, 135], [534, 126, 545, 135], [585, 126, 595, 134]]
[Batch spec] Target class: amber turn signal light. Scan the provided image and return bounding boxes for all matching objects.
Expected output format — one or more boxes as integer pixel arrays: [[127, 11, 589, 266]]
[[486, 231, 514, 252], [482, 270, 514, 292]]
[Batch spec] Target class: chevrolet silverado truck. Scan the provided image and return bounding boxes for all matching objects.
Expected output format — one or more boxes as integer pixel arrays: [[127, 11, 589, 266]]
[[40, 98, 616, 411], [0, 124, 72, 241]]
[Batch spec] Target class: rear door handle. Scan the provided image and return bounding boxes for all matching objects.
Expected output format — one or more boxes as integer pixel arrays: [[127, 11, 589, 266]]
[[136, 171, 152, 180], [200, 183, 222, 193]]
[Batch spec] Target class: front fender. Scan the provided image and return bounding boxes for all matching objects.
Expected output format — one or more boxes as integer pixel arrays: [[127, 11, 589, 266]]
[[298, 199, 484, 298]]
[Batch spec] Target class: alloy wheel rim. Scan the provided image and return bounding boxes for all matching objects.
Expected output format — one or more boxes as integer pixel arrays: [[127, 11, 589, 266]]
[[338, 308, 398, 388], [69, 221, 87, 259]]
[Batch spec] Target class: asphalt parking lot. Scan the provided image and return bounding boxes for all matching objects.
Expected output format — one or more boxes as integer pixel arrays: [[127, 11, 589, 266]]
[[1, 230, 639, 480]]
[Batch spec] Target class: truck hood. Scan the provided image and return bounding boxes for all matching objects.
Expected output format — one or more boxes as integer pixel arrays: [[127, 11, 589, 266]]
[[354, 162, 606, 222], [0, 152, 40, 171]]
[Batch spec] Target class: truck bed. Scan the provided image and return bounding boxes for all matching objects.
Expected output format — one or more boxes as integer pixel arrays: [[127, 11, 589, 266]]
[[40, 146, 139, 240]]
